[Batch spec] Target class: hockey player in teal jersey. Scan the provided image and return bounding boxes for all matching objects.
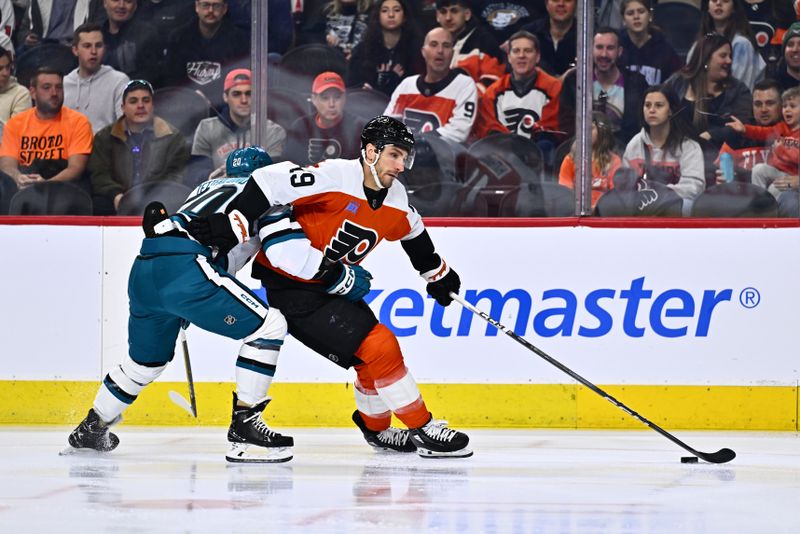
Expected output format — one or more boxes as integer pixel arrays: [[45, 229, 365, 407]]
[[67, 147, 293, 463]]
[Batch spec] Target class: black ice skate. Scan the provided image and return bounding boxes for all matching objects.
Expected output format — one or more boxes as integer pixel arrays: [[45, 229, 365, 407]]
[[66, 409, 120, 452], [352, 410, 417, 453], [226, 393, 293, 463], [410, 414, 473, 458]]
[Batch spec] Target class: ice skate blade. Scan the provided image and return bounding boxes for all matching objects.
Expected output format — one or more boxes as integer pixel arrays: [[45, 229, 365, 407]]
[[416, 446, 473, 459], [225, 442, 293, 463], [366, 437, 417, 453], [368, 444, 417, 454], [58, 446, 112, 457]]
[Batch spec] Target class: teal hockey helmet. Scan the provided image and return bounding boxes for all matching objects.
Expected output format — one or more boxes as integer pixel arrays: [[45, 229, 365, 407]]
[[226, 146, 273, 177]]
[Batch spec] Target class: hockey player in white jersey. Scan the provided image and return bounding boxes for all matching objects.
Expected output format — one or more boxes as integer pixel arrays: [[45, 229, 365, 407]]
[[183, 117, 473, 458], [67, 147, 293, 463]]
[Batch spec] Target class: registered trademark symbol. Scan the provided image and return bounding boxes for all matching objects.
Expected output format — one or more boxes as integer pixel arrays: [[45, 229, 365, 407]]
[[739, 288, 760, 309]]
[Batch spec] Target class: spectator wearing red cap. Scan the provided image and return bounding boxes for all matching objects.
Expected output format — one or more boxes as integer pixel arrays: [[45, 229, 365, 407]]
[[285, 71, 367, 165], [162, 0, 250, 112], [189, 68, 286, 184]]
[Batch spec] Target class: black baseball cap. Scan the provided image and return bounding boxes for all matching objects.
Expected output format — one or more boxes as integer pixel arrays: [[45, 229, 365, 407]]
[[123, 79, 154, 100]]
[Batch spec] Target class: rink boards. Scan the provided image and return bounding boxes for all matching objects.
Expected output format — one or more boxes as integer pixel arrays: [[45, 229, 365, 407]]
[[0, 221, 798, 430]]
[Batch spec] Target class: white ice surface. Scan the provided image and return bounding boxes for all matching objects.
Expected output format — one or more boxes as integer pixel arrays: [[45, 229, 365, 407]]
[[0, 427, 798, 533]]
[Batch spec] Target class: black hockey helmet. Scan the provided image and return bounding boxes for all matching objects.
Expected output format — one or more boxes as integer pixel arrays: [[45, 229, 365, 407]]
[[361, 116, 415, 160]]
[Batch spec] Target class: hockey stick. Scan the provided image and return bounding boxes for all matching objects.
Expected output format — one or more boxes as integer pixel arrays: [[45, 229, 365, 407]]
[[450, 292, 736, 464], [168, 326, 198, 418]]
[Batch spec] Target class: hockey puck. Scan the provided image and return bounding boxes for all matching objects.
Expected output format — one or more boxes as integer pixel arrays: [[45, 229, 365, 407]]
[[681, 456, 699, 463]]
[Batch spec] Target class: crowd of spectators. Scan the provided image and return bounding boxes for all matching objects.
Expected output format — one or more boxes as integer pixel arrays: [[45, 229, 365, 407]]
[[0, 0, 798, 217]]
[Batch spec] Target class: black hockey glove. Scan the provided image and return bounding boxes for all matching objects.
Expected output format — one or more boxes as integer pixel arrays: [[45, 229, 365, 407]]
[[186, 210, 249, 255], [424, 261, 460, 307], [317, 261, 373, 302]]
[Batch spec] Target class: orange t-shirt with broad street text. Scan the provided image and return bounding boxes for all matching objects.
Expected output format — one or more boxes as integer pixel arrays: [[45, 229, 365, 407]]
[[0, 106, 93, 166]]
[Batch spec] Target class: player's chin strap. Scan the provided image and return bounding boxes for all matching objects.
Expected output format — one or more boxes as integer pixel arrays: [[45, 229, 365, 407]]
[[361, 147, 385, 190]]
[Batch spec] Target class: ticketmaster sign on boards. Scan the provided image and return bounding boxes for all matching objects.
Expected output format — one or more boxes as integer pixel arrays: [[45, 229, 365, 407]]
[[361, 280, 738, 338], [1, 224, 795, 388]]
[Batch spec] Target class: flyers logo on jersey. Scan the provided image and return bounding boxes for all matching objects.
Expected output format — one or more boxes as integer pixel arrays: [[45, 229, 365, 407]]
[[324, 220, 379, 264], [503, 108, 541, 138], [403, 109, 442, 135], [308, 138, 342, 163]]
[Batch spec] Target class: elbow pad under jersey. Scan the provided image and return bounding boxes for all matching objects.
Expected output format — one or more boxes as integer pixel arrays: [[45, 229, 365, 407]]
[[225, 239, 262, 275]]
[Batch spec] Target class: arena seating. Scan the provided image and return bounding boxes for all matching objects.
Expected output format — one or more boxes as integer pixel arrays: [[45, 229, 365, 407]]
[[498, 183, 575, 217], [8, 182, 93, 216], [691, 183, 778, 218], [406, 182, 489, 217]]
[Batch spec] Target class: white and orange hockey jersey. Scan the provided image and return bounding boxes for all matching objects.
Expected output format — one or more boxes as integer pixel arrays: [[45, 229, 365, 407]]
[[246, 159, 428, 284], [473, 68, 562, 139], [383, 70, 478, 143], [451, 26, 506, 93]]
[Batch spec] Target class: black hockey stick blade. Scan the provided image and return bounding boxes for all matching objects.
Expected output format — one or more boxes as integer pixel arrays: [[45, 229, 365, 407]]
[[450, 292, 736, 464], [692, 448, 736, 464]]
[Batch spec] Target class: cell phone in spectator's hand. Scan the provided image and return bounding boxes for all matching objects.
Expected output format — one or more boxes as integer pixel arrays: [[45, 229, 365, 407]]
[[30, 159, 68, 180]]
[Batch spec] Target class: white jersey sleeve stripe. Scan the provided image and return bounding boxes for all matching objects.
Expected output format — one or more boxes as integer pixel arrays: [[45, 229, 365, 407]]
[[401, 204, 425, 241]]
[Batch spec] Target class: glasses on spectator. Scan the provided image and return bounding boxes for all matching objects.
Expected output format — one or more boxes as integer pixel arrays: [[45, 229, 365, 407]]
[[197, 1, 226, 11], [126, 79, 154, 93]]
